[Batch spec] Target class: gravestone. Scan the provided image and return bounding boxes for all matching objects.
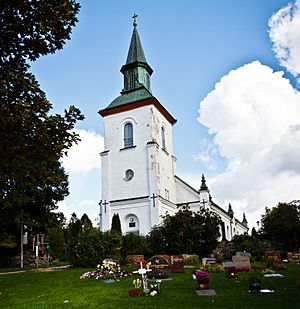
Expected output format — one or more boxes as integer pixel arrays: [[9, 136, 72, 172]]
[[287, 252, 300, 263], [127, 255, 144, 263], [265, 251, 281, 263], [222, 261, 237, 278], [202, 257, 216, 266], [236, 251, 252, 258], [146, 255, 171, 279], [170, 255, 185, 273], [196, 289, 217, 296], [232, 254, 250, 271]]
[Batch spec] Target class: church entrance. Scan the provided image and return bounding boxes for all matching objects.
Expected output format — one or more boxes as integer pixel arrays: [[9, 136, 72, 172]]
[[125, 214, 139, 236]]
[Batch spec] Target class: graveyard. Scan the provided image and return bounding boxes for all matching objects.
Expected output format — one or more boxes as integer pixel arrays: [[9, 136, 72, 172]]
[[1, 257, 300, 308]]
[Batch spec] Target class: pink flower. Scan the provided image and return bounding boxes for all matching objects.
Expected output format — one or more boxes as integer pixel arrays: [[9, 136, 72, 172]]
[[193, 270, 211, 283]]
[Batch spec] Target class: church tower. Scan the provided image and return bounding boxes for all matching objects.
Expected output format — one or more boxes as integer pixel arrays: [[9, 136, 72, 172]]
[[99, 16, 177, 235]]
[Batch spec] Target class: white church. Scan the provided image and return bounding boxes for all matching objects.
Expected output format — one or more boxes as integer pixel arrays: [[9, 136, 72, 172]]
[[98, 17, 248, 241]]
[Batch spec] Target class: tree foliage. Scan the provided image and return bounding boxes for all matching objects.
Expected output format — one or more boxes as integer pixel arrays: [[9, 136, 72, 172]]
[[65, 214, 122, 267], [121, 233, 150, 258], [231, 233, 263, 258], [111, 213, 122, 234], [261, 202, 300, 252], [147, 206, 221, 257], [0, 1, 83, 249]]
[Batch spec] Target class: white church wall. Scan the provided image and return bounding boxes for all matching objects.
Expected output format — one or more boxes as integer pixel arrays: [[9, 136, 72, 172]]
[[175, 177, 199, 204], [101, 106, 153, 201], [109, 197, 151, 236], [148, 106, 177, 205]]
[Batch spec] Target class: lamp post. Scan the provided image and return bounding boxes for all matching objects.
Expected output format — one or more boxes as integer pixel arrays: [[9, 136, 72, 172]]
[[20, 209, 24, 269]]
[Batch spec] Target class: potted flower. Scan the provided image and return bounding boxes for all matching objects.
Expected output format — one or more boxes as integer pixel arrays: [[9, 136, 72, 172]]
[[128, 279, 143, 296], [193, 270, 211, 290]]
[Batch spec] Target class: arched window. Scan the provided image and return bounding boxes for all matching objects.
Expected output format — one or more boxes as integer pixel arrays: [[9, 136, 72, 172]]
[[161, 126, 166, 150], [124, 122, 133, 148], [129, 71, 135, 89]]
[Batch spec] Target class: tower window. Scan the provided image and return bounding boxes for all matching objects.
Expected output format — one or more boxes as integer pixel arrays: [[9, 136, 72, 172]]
[[161, 126, 166, 150], [124, 122, 133, 148], [125, 169, 134, 181], [129, 71, 135, 89]]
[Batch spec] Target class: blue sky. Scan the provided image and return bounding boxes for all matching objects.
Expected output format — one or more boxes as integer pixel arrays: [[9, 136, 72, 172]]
[[30, 0, 300, 229]]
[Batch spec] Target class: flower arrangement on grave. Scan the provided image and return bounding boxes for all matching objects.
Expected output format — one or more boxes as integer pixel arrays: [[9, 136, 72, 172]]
[[80, 260, 132, 281], [202, 263, 224, 273], [128, 279, 143, 296], [193, 270, 211, 283], [193, 270, 211, 290], [226, 266, 237, 279]]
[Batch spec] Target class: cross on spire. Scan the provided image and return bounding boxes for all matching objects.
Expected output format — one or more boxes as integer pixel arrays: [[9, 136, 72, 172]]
[[132, 13, 138, 27]]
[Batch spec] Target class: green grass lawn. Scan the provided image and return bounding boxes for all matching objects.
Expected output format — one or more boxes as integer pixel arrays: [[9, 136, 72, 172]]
[[0, 265, 300, 308]]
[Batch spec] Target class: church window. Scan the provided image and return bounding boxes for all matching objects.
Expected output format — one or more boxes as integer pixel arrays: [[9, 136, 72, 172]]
[[165, 189, 169, 200], [161, 126, 166, 150], [129, 71, 135, 89], [124, 122, 133, 148], [145, 73, 150, 89], [125, 169, 134, 181]]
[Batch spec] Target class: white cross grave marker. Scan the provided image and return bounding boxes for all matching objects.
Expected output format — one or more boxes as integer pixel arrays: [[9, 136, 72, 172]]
[[133, 261, 152, 293]]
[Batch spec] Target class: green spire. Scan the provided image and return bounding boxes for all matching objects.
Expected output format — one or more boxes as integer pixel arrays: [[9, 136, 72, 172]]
[[200, 174, 208, 191], [228, 203, 234, 218], [242, 213, 248, 227], [120, 15, 153, 93]]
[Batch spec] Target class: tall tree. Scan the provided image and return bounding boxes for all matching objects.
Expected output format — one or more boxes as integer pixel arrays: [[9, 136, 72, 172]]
[[111, 213, 122, 234], [147, 206, 221, 257], [0, 1, 83, 251], [261, 202, 300, 252]]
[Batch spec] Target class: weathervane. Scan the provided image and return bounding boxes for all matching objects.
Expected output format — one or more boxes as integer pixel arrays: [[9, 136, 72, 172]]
[[132, 13, 138, 27]]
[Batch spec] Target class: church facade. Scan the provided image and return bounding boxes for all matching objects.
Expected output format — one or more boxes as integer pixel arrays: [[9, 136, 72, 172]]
[[98, 19, 248, 240]]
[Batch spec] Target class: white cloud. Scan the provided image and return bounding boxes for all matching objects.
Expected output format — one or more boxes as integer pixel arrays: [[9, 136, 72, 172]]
[[269, 0, 300, 79], [198, 61, 300, 227], [193, 138, 219, 170], [61, 129, 104, 174], [57, 199, 100, 225]]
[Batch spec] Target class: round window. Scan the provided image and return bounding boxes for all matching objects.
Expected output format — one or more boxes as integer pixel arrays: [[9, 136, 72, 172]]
[[125, 169, 134, 181]]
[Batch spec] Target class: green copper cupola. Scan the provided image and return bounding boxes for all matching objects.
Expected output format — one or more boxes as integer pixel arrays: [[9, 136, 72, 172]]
[[120, 15, 153, 94]]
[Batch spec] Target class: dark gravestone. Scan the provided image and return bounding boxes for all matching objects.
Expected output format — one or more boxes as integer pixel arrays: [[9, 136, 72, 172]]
[[170, 255, 184, 273], [146, 255, 171, 279]]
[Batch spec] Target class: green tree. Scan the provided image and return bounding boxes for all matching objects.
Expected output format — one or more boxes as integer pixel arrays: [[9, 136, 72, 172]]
[[261, 202, 300, 252], [121, 233, 150, 258], [111, 213, 122, 234], [0, 1, 83, 253], [231, 233, 263, 259], [65, 213, 122, 267], [147, 206, 221, 257]]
